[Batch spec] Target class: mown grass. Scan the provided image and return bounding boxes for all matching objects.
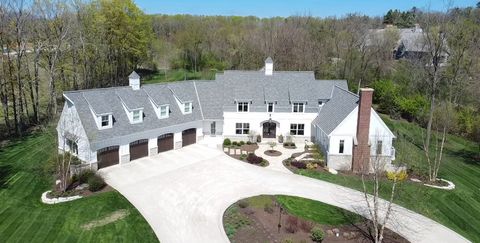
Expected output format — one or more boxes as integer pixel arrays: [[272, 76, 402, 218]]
[[0, 128, 158, 243], [296, 116, 480, 242], [142, 69, 216, 84]]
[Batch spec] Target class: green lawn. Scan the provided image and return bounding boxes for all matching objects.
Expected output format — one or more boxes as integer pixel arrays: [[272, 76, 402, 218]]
[[296, 116, 480, 242], [0, 128, 158, 243], [142, 69, 216, 84]]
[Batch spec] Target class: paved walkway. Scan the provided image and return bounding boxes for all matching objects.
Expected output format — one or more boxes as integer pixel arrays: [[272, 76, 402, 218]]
[[254, 143, 305, 173], [99, 144, 470, 243]]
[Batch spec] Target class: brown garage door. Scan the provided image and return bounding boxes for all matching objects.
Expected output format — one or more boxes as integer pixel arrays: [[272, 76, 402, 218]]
[[158, 133, 174, 153], [182, 128, 196, 147], [130, 139, 148, 161], [97, 146, 119, 169]]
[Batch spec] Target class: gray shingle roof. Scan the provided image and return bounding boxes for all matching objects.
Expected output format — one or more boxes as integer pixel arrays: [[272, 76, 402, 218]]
[[313, 86, 359, 135], [115, 88, 146, 110]]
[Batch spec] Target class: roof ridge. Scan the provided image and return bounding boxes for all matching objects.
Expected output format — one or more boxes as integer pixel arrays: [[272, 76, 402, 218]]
[[333, 85, 359, 98]]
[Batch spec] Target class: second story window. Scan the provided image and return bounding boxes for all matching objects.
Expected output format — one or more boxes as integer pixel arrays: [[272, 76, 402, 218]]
[[160, 105, 169, 118], [184, 102, 192, 114], [292, 102, 304, 113], [237, 102, 249, 112], [376, 140, 383, 155], [132, 110, 141, 122], [267, 102, 274, 112], [101, 115, 109, 127], [339, 140, 345, 154]]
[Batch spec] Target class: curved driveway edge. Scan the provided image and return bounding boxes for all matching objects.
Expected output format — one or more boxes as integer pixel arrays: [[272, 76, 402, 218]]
[[99, 144, 470, 243]]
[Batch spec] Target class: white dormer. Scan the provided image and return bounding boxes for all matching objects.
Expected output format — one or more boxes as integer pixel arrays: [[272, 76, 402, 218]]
[[265, 57, 273, 76], [120, 102, 143, 124], [172, 93, 193, 115], [129, 71, 140, 90], [94, 113, 112, 129]]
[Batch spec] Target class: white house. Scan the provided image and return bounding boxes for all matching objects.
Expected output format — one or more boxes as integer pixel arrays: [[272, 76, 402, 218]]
[[57, 57, 395, 172]]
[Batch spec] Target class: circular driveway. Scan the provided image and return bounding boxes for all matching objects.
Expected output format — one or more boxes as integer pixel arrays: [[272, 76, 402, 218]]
[[99, 144, 470, 243]]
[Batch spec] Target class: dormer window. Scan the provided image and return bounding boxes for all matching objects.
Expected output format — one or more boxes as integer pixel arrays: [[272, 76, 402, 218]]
[[160, 105, 169, 118], [132, 110, 141, 122], [101, 115, 110, 127], [184, 102, 192, 114], [238, 102, 249, 112], [292, 102, 304, 113]]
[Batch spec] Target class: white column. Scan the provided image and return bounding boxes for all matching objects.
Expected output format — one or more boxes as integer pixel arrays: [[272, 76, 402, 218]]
[[148, 138, 158, 156], [174, 132, 182, 149], [119, 144, 130, 164]]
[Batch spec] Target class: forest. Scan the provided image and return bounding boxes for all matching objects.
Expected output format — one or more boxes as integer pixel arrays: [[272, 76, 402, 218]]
[[0, 0, 479, 148]]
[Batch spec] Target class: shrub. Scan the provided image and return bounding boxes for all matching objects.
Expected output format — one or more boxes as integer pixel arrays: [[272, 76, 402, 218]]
[[88, 174, 106, 192], [278, 134, 284, 143], [387, 170, 408, 181], [260, 159, 268, 167], [239, 154, 247, 161], [78, 169, 95, 184], [291, 161, 307, 169], [223, 138, 231, 146], [264, 203, 274, 214], [246, 141, 252, 145], [239, 141, 245, 146], [238, 200, 249, 208], [256, 135, 261, 143], [232, 141, 239, 146], [300, 221, 314, 233], [310, 227, 325, 242], [306, 162, 318, 170], [247, 153, 263, 164], [285, 216, 299, 233]]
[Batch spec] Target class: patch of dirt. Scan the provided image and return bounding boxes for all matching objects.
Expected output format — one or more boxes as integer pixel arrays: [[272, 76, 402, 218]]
[[424, 179, 450, 187], [264, 150, 282, 157], [81, 209, 130, 230]]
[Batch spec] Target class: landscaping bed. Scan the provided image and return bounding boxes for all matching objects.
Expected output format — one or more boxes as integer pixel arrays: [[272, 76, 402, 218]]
[[47, 169, 109, 199], [264, 150, 282, 157], [224, 195, 408, 243]]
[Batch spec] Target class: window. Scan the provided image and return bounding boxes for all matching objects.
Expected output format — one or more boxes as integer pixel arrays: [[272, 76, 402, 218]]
[[290, 124, 305, 135], [237, 102, 249, 112], [235, 123, 250, 134], [67, 139, 78, 155], [339, 140, 345, 154], [267, 102, 274, 112], [376, 140, 383, 155], [160, 105, 169, 118], [101, 115, 109, 127], [184, 102, 192, 113], [132, 110, 141, 122], [292, 102, 304, 113]]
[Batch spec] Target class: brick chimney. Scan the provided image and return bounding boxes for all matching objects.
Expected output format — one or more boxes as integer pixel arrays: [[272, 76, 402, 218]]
[[352, 88, 374, 172]]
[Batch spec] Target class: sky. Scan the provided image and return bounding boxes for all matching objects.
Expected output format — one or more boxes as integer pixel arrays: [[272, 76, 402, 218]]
[[134, 0, 478, 18]]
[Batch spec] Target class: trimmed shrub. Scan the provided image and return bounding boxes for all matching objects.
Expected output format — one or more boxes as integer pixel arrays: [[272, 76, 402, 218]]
[[238, 200, 249, 208], [246, 153, 263, 164], [246, 141, 252, 145], [78, 169, 95, 184], [306, 162, 318, 170], [232, 141, 239, 146], [88, 174, 106, 192], [239, 154, 247, 161], [291, 161, 307, 169], [285, 216, 299, 233], [239, 141, 245, 146], [223, 138, 231, 146], [256, 135, 261, 143], [310, 227, 325, 242]]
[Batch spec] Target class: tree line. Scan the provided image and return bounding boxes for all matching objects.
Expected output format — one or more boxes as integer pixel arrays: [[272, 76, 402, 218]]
[[1, 0, 479, 151]]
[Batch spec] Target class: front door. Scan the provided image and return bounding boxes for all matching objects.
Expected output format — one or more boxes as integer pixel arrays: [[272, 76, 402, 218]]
[[263, 122, 276, 138], [210, 122, 216, 136]]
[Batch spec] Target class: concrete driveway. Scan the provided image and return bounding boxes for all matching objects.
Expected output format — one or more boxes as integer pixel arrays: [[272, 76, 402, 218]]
[[99, 144, 470, 243]]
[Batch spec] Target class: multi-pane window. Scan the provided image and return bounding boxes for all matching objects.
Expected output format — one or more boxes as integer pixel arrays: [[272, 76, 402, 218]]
[[160, 105, 169, 118], [290, 124, 305, 135], [292, 102, 304, 112], [132, 110, 141, 122], [235, 123, 250, 134], [237, 102, 249, 112], [339, 140, 345, 154], [376, 140, 383, 155], [184, 102, 192, 113], [267, 102, 274, 112], [101, 115, 109, 127], [67, 139, 78, 155]]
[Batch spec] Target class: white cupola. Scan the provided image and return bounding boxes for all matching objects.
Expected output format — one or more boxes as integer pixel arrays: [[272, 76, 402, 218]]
[[265, 57, 273, 76], [128, 71, 140, 90]]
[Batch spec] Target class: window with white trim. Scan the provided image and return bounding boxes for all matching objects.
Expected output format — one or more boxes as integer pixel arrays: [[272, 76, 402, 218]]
[[339, 140, 345, 154], [267, 102, 274, 112], [235, 123, 250, 134], [67, 139, 78, 155], [237, 102, 249, 112], [376, 140, 383, 155], [101, 115, 109, 127], [132, 110, 141, 122], [184, 102, 192, 114], [292, 102, 304, 113], [160, 105, 169, 118], [290, 124, 305, 135]]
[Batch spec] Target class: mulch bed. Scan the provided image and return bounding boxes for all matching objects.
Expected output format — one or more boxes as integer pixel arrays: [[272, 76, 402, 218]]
[[227, 197, 409, 243], [264, 150, 282, 157], [48, 185, 112, 199]]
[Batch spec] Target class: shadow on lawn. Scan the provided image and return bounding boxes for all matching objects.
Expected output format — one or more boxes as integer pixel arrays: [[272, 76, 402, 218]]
[[0, 164, 14, 189], [447, 148, 480, 166]]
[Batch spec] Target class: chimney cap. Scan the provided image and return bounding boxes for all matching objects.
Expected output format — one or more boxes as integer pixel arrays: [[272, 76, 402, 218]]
[[360, 88, 374, 92], [129, 71, 140, 79], [265, 57, 273, 64]]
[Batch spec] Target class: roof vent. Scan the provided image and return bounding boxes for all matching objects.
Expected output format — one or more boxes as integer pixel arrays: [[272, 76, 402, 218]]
[[128, 71, 140, 90], [265, 57, 273, 76]]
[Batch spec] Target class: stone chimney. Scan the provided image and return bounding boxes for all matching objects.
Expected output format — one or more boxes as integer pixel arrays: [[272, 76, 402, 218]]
[[352, 88, 374, 172], [265, 57, 273, 76], [128, 71, 140, 90]]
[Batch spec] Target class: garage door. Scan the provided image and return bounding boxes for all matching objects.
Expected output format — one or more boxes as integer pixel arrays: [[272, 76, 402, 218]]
[[182, 128, 196, 147], [97, 146, 119, 169], [130, 139, 148, 161], [158, 133, 174, 153]]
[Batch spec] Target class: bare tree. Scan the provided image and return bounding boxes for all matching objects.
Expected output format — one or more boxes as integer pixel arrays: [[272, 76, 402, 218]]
[[57, 107, 81, 192]]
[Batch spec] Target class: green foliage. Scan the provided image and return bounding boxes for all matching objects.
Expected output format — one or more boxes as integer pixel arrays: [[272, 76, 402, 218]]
[[223, 205, 251, 239], [383, 9, 416, 28], [371, 79, 400, 116], [310, 227, 325, 242], [397, 95, 428, 121], [223, 138, 231, 146], [77, 169, 95, 184], [88, 174, 106, 192]]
